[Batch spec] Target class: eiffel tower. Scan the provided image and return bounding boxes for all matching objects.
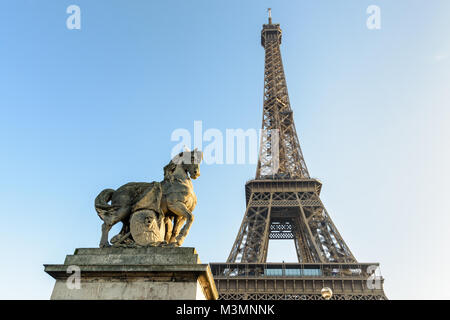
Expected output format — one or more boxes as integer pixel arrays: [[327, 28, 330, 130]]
[[209, 10, 387, 300]]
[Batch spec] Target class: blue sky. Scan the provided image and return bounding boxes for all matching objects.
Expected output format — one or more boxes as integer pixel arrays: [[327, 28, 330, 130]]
[[0, 0, 449, 299]]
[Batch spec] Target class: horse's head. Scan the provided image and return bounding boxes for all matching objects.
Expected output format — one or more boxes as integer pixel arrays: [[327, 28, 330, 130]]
[[187, 149, 202, 179], [170, 148, 203, 180]]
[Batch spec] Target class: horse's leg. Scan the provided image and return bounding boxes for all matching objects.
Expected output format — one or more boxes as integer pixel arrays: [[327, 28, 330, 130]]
[[176, 213, 192, 246], [100, 222, 112, 248], [164, 216, 173, 243], [170, 216, 186, 243], [167, 201, 194, 246], [99, 206, 130, 248]]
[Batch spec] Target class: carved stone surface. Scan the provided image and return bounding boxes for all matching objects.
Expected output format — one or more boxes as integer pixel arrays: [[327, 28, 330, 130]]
[[130, 210, 165, 246], [95, 149, 203, 248]]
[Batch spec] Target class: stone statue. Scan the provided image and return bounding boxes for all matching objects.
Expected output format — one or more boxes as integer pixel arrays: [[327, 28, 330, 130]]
[[94, 149, 202, 248]]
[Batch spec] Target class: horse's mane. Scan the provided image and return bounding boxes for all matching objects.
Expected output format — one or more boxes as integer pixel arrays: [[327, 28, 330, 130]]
[[163, 161, 177, 179]]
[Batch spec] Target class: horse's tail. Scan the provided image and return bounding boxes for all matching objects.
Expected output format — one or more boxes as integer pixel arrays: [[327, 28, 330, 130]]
[[95, 188, 116, 220]]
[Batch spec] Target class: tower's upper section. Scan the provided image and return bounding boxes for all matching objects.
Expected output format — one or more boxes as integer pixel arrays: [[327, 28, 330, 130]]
[[256, 11, 310, 180], [261, 9, 282, 47]]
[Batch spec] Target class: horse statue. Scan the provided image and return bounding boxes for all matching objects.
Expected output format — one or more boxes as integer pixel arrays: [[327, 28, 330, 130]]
[[94, 149, 202, 248]]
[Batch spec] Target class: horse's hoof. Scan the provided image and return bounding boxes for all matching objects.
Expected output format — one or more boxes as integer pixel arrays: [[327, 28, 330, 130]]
[[158, 241, 168, 247], [175, 237, 185, 247], [99, 243, 111, 248]]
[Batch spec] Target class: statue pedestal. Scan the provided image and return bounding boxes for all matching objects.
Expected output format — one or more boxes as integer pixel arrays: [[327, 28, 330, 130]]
[[44, 247, 218, 300]]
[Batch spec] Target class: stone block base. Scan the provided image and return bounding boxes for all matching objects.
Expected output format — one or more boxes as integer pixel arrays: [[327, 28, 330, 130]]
[[44, 247, 218, 300]]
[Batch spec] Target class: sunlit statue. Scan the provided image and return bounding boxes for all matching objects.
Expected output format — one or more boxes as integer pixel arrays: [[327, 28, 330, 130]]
[[94, 149, 203, 248]]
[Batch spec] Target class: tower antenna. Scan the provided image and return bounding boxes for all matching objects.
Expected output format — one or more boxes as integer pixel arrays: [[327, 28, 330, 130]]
[[268, 8, 272, 24]]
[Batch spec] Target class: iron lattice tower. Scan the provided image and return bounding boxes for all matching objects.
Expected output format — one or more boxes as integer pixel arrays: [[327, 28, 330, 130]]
[[210, 11, 386, 300]]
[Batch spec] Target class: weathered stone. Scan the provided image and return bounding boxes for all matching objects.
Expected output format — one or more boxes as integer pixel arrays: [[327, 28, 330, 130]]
[[44, 247, 218, 300], [95, 149, 203, 248]]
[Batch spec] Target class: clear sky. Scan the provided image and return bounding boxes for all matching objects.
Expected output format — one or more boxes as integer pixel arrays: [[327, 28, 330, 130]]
[[0, 0, 449, 299]]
